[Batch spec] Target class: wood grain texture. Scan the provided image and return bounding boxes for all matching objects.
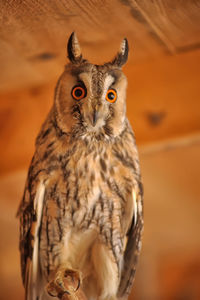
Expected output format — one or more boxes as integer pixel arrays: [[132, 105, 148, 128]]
[[2, 0, 199, 91], [0, 0, 200, 91], [133, 0, 200, 52]]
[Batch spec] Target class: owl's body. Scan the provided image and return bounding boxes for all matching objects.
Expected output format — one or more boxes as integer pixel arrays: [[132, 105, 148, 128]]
[[18, 33, 143, 300]]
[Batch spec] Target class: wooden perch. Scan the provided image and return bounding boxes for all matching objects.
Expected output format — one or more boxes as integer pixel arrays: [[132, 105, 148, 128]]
[[46, 269, 87, 300]]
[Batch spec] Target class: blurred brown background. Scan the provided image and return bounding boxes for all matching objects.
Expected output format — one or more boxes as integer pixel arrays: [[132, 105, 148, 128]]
[[0, 1, 200, 299]]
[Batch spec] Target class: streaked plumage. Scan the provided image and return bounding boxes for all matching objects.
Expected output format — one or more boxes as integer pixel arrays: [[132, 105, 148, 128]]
[[18, 32, 143, 300]]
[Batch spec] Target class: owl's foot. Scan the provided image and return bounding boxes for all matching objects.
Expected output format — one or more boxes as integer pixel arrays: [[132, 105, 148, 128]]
[[46, 268, 82, 298], [55, 268, 81, 294]]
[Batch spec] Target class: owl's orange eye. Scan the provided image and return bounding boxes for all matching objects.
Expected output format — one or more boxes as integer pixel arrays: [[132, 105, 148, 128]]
[[106, 89, 117, 103], [72, 86, 86, 100]]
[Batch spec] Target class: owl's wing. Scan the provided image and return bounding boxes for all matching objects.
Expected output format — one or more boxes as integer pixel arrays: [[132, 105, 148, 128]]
[[18, 181, 45, 300], [118, 184, 144, 297]]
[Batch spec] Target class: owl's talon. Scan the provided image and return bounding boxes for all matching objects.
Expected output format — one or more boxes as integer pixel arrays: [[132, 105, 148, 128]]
[[47, 268, 82, 298], [63, 269, 81, 293], [74, 277, 81, 292], [46, 280, 59, 297]]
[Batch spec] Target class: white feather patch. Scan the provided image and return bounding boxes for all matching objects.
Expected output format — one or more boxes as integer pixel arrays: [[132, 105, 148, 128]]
[[27, 182, 45, 300], [120, 39, 126, 55], [102, 74, 115, 100], [132, 189, 137, 226]]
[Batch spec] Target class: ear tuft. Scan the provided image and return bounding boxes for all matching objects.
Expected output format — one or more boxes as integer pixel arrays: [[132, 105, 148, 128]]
[[67, 32, 83, 63], [112, 38, 129, 67]]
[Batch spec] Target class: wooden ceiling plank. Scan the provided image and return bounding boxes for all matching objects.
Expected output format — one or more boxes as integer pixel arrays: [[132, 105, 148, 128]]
[[131, 0, 176, 53], [133, 0, 200, 51], [0, 0, 168, 91]]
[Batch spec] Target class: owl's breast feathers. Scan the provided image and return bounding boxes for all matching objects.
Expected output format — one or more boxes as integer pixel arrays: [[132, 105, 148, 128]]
[[18, 114, 143, 296]]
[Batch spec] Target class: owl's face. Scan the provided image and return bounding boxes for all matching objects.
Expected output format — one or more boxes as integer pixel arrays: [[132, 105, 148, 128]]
[[54, 33, 129, 141]]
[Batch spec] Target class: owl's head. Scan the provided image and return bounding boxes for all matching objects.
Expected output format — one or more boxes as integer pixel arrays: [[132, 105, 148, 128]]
[[54, 32, 129, 141]]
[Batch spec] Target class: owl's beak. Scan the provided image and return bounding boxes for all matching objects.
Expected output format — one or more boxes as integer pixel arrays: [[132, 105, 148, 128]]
[[92, 109, 98, 127]]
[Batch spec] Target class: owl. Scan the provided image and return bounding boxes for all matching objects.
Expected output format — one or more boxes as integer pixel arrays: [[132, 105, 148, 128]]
[[18, 32, 143, 300]]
